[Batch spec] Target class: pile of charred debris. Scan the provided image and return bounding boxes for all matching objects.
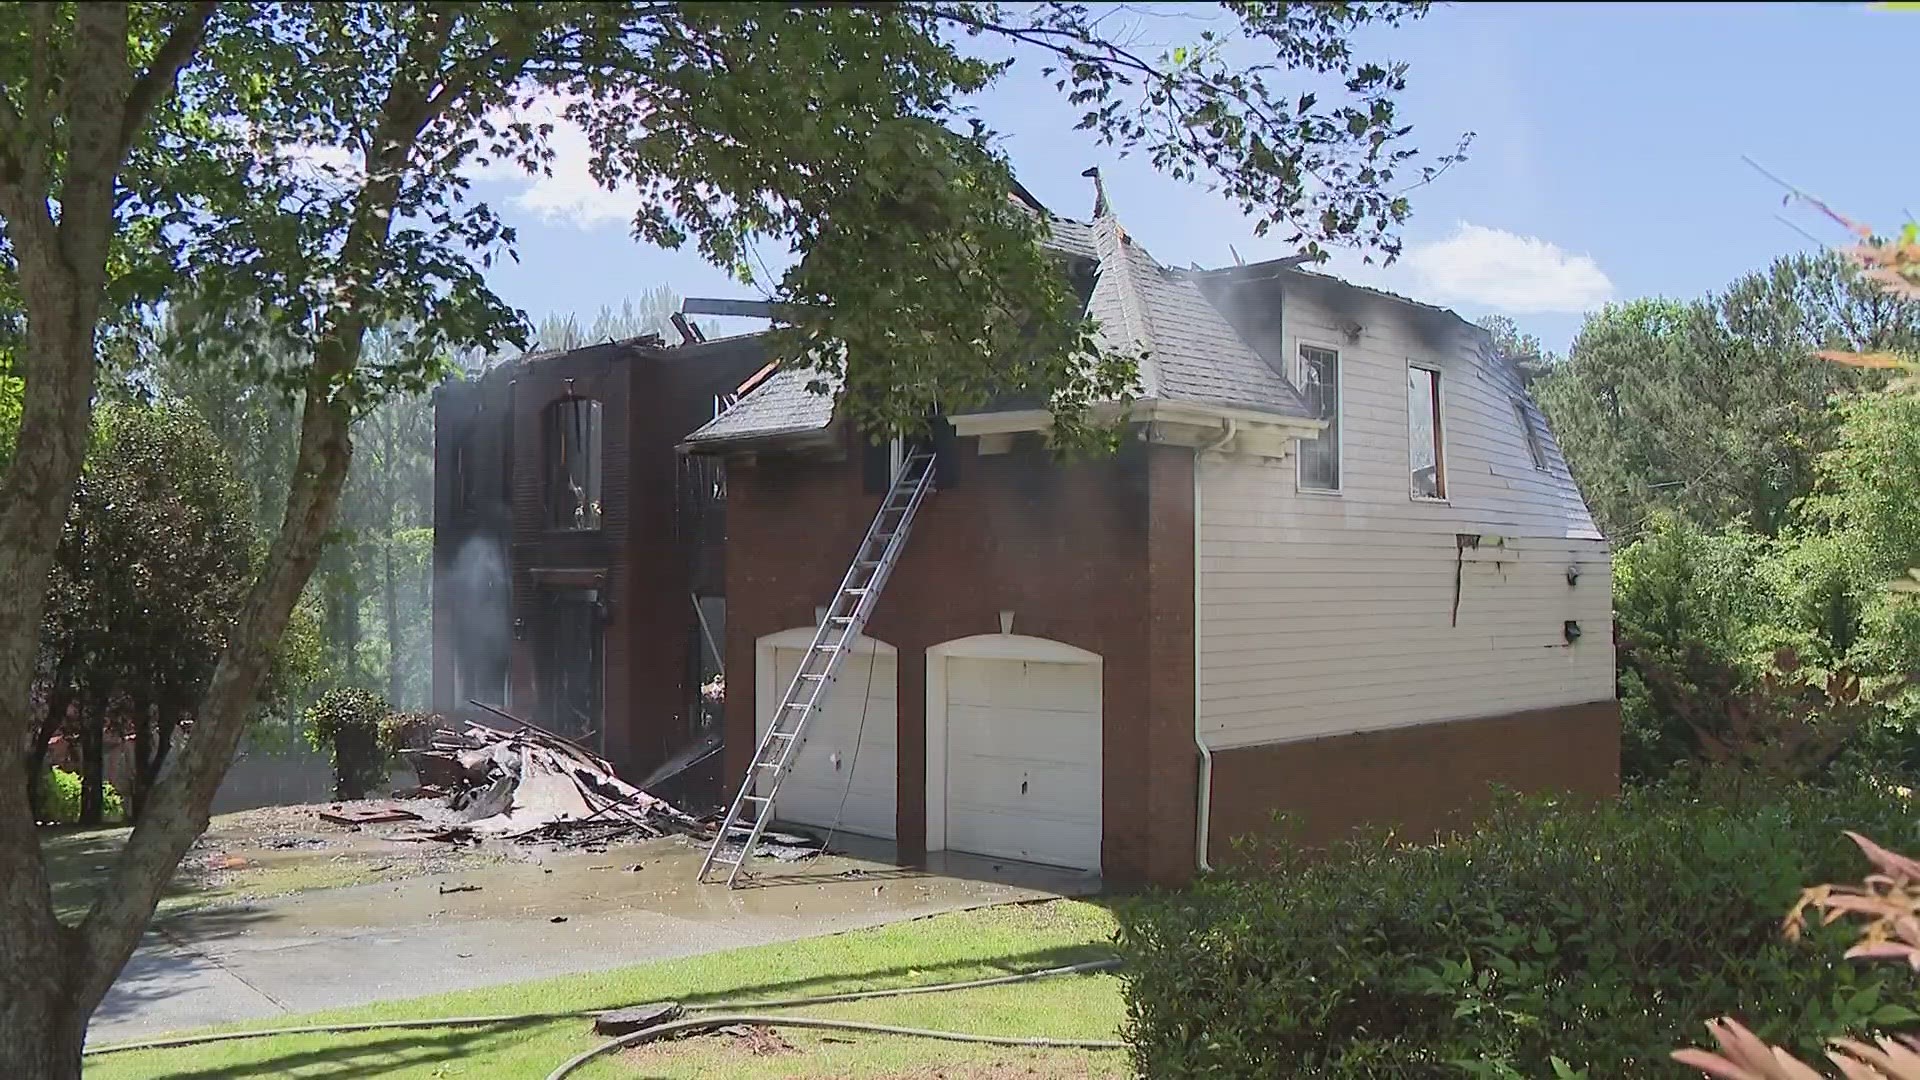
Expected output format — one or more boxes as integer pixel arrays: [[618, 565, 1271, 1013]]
[[393, 713, 702, 850], [347, 707, 825, 861]]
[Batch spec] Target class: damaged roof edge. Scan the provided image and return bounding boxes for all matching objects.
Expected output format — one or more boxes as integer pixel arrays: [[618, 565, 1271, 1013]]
[[682, 364, 840, 449]]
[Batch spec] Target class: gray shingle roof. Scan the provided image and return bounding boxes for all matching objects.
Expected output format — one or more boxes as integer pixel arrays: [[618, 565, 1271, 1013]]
[[1038, 215, 1098, 261], [683, 366, 839, 445], [1086, 216, 1312, 418]]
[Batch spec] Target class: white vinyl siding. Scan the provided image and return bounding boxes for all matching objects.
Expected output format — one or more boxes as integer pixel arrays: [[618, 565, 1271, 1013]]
[[1196, 285, 1610, 750]]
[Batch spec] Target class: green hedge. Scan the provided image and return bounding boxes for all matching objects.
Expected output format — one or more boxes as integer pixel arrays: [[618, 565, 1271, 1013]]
[[36, 766, 123, 824], [1114, 779, 1920, 1078]]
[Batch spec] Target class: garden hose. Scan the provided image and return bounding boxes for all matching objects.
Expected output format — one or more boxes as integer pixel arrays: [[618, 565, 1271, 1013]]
[[543, 1015, 1126, 1080], [81, 957, 1123, 1059]]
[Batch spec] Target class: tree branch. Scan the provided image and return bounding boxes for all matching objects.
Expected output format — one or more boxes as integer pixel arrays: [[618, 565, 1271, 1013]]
[[118, 1, 218, 163]]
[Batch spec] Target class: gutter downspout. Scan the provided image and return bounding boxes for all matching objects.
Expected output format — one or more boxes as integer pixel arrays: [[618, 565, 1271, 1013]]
[[1192, 419, 1234, 873]]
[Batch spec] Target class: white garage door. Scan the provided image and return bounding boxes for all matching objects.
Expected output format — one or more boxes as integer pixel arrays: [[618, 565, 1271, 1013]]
[[944, 656, 1101, 870], [758, 643, 896, 840]]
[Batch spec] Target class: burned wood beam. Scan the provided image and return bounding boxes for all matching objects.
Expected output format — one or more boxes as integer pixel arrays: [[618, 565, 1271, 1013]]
[[670, 311, 705, 345], [681, 297, 805, 321]]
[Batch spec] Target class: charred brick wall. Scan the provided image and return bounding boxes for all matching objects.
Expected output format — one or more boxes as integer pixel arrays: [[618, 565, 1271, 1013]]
[[623, 340, 765, 776], [433, 336, 764, 781]]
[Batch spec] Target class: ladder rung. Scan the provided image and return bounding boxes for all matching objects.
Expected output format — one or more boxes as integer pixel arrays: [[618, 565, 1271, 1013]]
[[706, 452, 933, 889]]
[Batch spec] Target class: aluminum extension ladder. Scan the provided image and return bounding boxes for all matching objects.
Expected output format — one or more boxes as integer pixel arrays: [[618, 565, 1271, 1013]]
[[698, 447, 938, 887]]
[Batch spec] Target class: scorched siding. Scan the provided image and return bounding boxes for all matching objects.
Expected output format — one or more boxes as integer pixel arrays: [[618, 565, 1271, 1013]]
[[1195, 282, 1612, 751]]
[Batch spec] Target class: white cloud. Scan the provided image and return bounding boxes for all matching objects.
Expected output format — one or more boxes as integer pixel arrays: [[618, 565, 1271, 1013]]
[[473, 94, 641, 230], [1403, 223, 1613, 314]]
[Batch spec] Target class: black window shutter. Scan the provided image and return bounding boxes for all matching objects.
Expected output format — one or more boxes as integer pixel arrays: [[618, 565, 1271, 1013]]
[[931, 416, 960, 489], [860, 433, 889, 494]]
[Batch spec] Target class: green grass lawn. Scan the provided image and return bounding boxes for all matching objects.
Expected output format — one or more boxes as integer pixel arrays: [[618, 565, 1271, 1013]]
[[86, 899, 1131, 1079]]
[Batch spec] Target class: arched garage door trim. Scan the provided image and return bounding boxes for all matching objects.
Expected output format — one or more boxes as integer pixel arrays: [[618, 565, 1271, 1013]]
[[755, 627, 897, 839], [926, 634, 1103, 870]]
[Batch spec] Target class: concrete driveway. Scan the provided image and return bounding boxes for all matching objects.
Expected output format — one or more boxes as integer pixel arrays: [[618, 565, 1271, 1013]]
[[88, 834, 1097, 1045]]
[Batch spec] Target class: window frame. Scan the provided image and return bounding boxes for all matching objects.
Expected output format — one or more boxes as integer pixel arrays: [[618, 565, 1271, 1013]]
[[1294, 340, 1344, 494], [1512, 398, 1550, 472], [543, 396, 604, 532], [452, 435, 477, 516], [1407, 362, 1448, 503]]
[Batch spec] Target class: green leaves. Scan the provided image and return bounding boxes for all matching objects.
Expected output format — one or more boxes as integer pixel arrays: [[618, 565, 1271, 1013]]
[[1116, 779, 1920, 1078], [44, 401, 257, 734], [1537, 252, 1916, 543], [10, 2, 1454, 443]]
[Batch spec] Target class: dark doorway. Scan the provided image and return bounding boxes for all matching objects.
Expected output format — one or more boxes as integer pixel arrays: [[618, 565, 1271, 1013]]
[[535, 587, 605, 746]]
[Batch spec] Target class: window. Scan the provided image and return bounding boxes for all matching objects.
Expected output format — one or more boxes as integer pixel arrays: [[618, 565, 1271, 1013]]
[[1513, 399, 1549, 471], [544, 397, 603, 530], [1408, 365, 1446, 500], [1297, 344, 1341, 490], [453, 436, 477, 514]]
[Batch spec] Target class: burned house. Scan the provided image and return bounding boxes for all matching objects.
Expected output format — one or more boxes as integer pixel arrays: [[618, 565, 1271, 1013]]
[[431, 182, 1618, 890], [429, 332, 764, 789], [681, 191, 1618, 889]]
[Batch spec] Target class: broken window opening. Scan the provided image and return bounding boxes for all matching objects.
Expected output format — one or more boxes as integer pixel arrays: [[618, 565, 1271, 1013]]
[[1409, 365, 1446, 500], [453, 436, 477, 514], [692, 594, 725, 739], [544, 397, 603, 530], [1297, 344, 1341, 491], [1513, 398, 1549, 471]]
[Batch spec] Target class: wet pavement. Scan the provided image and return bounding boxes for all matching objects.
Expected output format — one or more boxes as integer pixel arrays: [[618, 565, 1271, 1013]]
[[88, 833, 1098, 1045]]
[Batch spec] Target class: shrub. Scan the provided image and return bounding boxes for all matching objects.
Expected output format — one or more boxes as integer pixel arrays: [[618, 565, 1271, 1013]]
[[35, 766, 123, 824], [1114, 779, 1920, 1079], [302, 688, 392, 799], [1614, 516, 1780, 777], [378, 709, 438, 756]]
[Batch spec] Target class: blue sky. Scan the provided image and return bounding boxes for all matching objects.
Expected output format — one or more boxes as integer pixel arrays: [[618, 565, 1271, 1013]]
[[475, 3, 1916, 354]]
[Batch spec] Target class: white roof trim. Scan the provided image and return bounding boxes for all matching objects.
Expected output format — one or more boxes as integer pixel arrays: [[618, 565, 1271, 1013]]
[[949, 400, 1325, 445]]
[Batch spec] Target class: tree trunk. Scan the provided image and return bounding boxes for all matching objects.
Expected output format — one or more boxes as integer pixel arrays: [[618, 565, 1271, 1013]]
[[0, 932, 86, 1079], [0, 7, 233, 1075], [326, 552, 365, 688], [0, 199, 111, 1080], [385, 530, 403, 707], [79, 699, 105, 827], [25, 670, 74, 822], [0, 18, 532, 1068], [154, 693, 177, 777], [130, 702, 155, 822]]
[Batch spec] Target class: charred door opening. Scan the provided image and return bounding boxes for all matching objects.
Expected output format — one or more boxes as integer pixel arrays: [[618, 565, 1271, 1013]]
[[448, 538, 511, 714], [535, 587, 605, 746]]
